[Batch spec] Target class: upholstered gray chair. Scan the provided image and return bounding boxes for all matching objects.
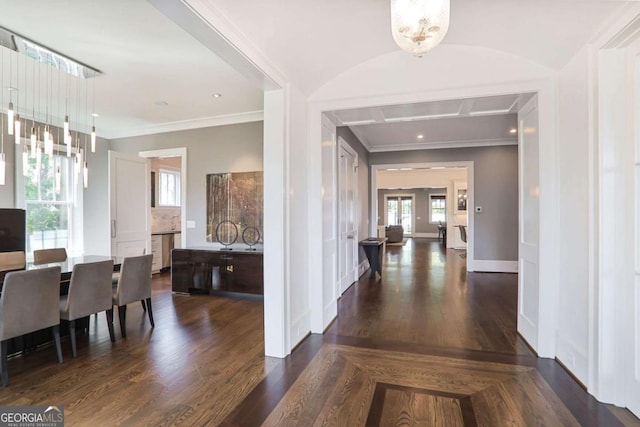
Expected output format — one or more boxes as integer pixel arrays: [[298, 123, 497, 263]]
[[113, 254, 154, 338], [0, 267, 62, 386], [0, 251, 25, 272], [33, 248, 68, 265], [60, 260, 115, 357], [111, 247, 147, 312]]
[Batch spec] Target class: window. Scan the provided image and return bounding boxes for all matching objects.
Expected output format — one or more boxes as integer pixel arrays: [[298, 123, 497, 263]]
[[17, 150, 83, 256], [159, 169, 181, 207], [385, 195, 414, 234], [429, 194, 447, 224]]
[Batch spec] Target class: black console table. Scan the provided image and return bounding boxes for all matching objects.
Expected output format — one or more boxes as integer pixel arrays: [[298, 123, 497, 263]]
[[359, 238, 387, 277], [171, 248, 263, 295]]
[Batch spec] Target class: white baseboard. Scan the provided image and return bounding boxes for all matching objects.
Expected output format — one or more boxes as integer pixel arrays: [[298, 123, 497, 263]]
[[358, 260, 370, 277], [413, 233, 439, 238], [470, 260, 518, 273], [290, 309, 311, 350]]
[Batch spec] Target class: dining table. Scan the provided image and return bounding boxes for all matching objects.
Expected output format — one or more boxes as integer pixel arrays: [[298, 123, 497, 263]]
[[0, 255, 122, 290]]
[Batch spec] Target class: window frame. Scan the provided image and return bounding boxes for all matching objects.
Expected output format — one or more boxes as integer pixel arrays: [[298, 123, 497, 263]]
[[14, 142, 84, 257], [158, 168, 181, 207], [429, 193, 447, 224]]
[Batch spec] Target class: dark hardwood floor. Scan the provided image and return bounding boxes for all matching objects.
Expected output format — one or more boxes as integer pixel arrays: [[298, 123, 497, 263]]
[[0, 239, 638, 426], [225, 238, 640, 427]]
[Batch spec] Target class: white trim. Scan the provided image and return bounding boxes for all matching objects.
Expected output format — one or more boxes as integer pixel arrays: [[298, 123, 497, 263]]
[[290, 309, 310, 350], [413, 233, 439, 238], [138, 147, 188, 248], [358, 259, 370, 278], [472, 260, 518, 273], [308, 77, 557, 373], [368, 138, 517, 153], [338, 137, 360, 292], [105, 111, 264, 140]]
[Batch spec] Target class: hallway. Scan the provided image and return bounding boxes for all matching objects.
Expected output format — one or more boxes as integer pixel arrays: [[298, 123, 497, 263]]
[[225, 239, 640, 426]]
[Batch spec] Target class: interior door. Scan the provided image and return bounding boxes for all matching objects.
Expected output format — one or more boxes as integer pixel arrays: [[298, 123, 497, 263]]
[[517, 96, 541, 349], [338, 140, 358, 294], [109, 151, 150, 257]]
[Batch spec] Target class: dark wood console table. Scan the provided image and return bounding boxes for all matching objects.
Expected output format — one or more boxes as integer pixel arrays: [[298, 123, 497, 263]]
[[171, 248, 263, 295], [359, 237, 387, 277]]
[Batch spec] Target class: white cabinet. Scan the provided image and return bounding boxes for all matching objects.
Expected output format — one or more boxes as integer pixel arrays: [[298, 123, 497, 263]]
[[151, 235, 162, 273], [174, 233, 182, 248]]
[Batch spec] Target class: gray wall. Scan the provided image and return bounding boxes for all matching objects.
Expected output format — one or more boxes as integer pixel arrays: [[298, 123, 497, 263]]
[[377, 188, 445, 234], [337, 127, 370, 264], [370, 145, 518, 261], [110, 122, 263, 248]]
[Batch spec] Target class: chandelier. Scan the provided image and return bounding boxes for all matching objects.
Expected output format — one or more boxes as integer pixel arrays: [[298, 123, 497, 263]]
[[0, 25, 100, 188], [390, 0, 450, 57]]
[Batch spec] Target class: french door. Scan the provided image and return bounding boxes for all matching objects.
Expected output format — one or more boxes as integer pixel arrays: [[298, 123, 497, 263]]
[[385, 195, 414, 235]]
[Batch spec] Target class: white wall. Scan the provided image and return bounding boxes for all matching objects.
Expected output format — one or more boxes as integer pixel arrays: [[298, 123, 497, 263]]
[[287, 84, 310, 349], [556, 45, 593, 385]]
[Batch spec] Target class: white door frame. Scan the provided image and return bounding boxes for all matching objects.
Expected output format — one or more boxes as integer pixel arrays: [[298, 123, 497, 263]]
[[337, 137, 359, 294], [382, 193, 416, 236], [311, 79, 559, 357], [372, 161, 475, 270], [139, 147, 188, 248], [592, 15, 640, 412]]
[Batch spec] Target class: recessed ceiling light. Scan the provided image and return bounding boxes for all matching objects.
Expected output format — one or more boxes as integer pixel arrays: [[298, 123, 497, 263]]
[[417, 134, 424, 139], [154, 100, 169, 107], [509, 128, 517, 134], [92, 113, 99, 118], [212, 93, 222, 98]]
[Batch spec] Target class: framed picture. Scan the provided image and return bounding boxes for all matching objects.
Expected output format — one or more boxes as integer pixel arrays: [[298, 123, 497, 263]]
[[454, 181, 467, 213]]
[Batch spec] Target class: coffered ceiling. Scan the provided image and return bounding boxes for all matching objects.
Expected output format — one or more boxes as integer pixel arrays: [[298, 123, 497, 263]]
[[328, 93, 533, 152]]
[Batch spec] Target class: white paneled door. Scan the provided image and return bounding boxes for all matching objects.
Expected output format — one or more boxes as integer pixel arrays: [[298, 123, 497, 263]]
[[517, 96, 540, 350], [109, 151, 150, 258], [338, 139, 358, 295]]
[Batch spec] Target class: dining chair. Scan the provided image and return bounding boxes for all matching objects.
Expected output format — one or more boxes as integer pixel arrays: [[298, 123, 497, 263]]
[[0, 267, 62, 386], [33, 248, 68, 265], [60, 260, 115, 357], [113, 254, 154, 338], [112, 247, 147, 312], [0, 251, 25, 272]]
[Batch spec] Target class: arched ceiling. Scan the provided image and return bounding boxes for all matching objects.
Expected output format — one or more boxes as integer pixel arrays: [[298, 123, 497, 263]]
[[207, 0, 630, 94]]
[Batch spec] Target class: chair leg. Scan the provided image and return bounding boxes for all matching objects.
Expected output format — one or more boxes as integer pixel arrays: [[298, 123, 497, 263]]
[[118, 305, 127, 338], [52, 325, 63, 364], [1, 340, 8, 387], [146, 298, 154, 328], [106, 309, 115, 343], [69, 320, 77, 358], [141, 300, 146, 312]]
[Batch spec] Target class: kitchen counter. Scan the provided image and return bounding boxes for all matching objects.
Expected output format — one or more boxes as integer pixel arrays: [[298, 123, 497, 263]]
[[152, 230, 182, 235]]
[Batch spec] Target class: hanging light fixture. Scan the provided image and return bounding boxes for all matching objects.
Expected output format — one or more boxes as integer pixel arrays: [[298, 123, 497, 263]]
[[14, 114, 20, 144], [22, 144, 29, 177], [0, 25, 102, 189], [390, 0, 450, 57]]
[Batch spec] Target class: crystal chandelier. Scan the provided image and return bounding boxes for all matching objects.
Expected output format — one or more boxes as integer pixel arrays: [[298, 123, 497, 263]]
[[390, 0, 450, 57]]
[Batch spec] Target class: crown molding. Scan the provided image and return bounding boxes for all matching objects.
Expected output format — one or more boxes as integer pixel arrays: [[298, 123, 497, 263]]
[[103, 110, 264, 140], [368, 138, 517, 153]]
